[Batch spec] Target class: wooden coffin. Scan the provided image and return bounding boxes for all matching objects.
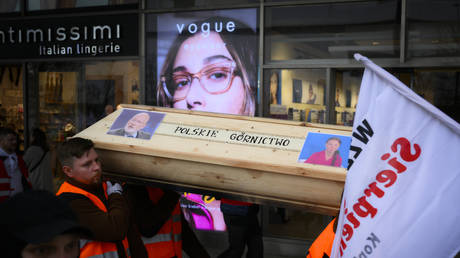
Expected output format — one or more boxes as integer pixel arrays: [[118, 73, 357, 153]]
[[74, 104, 352, 215]]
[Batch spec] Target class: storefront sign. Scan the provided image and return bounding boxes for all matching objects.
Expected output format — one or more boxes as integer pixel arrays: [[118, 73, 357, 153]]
[[0, 14, 138, 59]]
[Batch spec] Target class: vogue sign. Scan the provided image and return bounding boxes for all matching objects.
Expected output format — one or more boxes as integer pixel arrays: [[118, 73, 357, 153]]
[[175, 20, 236, 38], [0, 14, 138, 59]]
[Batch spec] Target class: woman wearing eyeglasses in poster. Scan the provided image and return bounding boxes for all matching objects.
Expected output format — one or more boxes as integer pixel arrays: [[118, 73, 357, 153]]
[[304, 137, 342, 167], [157, 16, 263, 258], [157, 17, 256, 116]]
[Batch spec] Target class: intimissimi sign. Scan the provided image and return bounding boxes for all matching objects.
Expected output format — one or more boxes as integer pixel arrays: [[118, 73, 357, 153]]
[[0, 14, 138, 59]]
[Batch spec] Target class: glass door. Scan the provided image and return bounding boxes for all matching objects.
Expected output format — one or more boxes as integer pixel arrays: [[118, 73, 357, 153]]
[[0, 64, 25, 152]]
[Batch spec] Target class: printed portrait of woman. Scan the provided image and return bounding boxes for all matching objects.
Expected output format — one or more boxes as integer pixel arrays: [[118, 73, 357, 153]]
[[157, 16, 257, 116], [298, 132, 351, 168], [155, 14, 258, 232], [304, 137, 342, 167]]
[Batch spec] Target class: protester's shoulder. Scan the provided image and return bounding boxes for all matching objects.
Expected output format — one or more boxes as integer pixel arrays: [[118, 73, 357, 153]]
[[58, 192, 90, 204], [25, 145, 43, 154], [23, 146, 43, 160], [58, 192, 106, 214]]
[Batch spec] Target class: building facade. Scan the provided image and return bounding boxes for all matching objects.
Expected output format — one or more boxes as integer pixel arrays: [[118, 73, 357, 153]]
[[1, 0, 459, 256]]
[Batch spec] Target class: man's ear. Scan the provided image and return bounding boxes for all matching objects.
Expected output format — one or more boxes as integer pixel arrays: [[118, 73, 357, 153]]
[[62, 165, 73, 178]]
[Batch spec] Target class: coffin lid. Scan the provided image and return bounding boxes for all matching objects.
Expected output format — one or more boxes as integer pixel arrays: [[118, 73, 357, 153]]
[[74, 104, 351, 215]]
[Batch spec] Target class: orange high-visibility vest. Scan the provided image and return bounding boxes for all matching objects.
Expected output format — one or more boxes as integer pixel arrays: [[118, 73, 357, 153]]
[[142, 187, 182, 258], [57, 181, 130, 258], [306, 218, 336, 258], [0, 156, 31, 202]]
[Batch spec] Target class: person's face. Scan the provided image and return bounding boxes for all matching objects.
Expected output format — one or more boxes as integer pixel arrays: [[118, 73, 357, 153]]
[[21, 233, 79, 258], [171, 32, 245, 115], [0, 133, 17, 154], [326, 139, 340, 154], [124, 113, 149, 134], [63, 148, 101, 186]]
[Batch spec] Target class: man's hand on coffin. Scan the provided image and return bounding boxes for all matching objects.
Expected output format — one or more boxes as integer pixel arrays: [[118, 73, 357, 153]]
[[106, 181, 123, 196]]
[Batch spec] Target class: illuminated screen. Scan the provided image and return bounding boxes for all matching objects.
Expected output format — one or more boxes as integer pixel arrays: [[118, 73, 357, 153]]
[[146, 8, 258, 231]]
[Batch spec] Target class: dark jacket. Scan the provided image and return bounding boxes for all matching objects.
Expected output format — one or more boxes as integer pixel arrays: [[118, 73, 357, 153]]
[[58, 179, 147, 258], [125, 184, 210, 258]]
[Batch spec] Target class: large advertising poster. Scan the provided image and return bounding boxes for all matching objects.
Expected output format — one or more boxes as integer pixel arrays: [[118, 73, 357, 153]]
[[146, 9, 258, 231]]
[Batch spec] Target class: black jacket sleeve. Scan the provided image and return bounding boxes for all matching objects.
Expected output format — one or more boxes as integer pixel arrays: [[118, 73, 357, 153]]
[[181, 214, 210, 258], [125, 184, 180, 237]]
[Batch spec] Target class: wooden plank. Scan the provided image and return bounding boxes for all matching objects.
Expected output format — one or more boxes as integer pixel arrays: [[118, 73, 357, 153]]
[[75, 104, 352, 215]]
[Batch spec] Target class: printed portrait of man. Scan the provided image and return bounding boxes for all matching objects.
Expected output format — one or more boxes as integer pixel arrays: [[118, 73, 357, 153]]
[[107, 110, 164, 140]]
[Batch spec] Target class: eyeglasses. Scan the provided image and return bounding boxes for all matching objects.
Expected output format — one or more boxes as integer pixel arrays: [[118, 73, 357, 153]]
[[161, 61, 237, 103]]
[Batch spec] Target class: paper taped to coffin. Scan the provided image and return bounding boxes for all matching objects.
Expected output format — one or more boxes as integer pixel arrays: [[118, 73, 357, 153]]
[[74, 104, 352, 215]]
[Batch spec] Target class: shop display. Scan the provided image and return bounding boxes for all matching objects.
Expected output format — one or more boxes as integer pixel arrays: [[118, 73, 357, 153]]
[[44, 72, 63, 104], [0, 65, 24, 151], [39, 72, 77, 146]]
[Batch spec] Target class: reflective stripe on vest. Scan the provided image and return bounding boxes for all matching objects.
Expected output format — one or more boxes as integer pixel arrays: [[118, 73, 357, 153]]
[[174, 233, 181, 243], [79, 239, 131, 258], [57, 182, 130, 258], [143, 187, 183, 258], [0, 156, 30, 202], [142, 233, 172, 244], [141, 231, 181, 244], [0, 190, 10, 196], [306, 218, 335, 258]]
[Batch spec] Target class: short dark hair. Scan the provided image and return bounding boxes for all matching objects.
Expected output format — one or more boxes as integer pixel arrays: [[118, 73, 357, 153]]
[[57, 137, 94, 167], [31, 128, 49, 152], [0, 127, 16, 139]]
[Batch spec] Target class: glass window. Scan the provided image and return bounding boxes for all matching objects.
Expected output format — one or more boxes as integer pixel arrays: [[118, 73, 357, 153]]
[[0, 0, 19, 13], [27, 0, 137, 11], [334, 68, 460, 126], [334, 70, 362, 126], [26, 60, 139, 146], [147, 0, 258, 9], [411, 69, 460, 123], [266, 69, 327, 123], [265, 0, 400, 61], [407, 0, 460, 58], [0, 64, 24, 151], [264, 206, 331, 242]]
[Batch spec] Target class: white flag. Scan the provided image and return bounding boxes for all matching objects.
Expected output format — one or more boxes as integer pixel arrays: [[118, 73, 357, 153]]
[[331, 54, 460, 258]]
